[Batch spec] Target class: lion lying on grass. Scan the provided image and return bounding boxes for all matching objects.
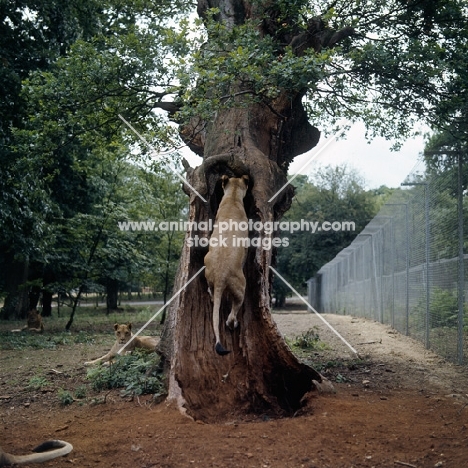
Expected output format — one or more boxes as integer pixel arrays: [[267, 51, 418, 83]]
[[84, 323, 159, 366], [11, 309, 44, 333], [0, 439, 72, 466]]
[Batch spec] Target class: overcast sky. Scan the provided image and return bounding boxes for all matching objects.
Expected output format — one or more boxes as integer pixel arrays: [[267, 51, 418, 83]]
[[288, 121, 427, 189]]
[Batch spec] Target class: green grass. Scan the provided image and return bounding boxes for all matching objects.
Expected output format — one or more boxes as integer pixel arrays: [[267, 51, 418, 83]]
[[86, 350, 165, 397], [0, 305, 162, 350], [57, 388, 75, 405], [27, 375, 49, 390], [0, 331, 97, 350], [287, 327, 330, 354]]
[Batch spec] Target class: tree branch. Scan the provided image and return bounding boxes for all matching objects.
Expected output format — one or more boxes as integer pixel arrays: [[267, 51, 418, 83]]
[[290, 18, 355, 55], [153, 101, 181, 115], [325, 26, 356, 48]]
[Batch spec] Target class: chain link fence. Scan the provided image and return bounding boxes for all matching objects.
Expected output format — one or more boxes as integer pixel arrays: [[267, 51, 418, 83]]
[[308, 156, 467, 365]]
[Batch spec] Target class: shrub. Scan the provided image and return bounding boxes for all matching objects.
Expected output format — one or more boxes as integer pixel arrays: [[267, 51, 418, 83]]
[[74, 386, 87, 399], [26, 376, 49, 390], [412, 287, 468, 329], [86, 351, 164, 397], [57, 389, 74, 406], [292, 328, 323, 350]]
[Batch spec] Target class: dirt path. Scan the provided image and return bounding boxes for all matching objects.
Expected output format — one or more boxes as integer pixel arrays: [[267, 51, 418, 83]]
[[274, 311, 468, 394], [1, 311, 468, 468]]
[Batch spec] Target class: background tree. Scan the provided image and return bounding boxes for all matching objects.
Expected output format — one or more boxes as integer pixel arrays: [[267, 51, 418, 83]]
[[0, 0, 191, 318], [122, 167, 187, 318], [419, 132, 468, 261], [424, 132, 468, 185], [273, 166, 379, 306], [0, 0, 104, 317]]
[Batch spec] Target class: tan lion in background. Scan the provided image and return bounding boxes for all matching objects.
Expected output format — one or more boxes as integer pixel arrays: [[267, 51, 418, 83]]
[[84, 322, 159, 366], [11, 309, 44, 333]]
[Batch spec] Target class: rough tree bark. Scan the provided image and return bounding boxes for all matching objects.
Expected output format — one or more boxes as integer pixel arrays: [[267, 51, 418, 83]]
[[158, 0, 354, 421], [106, 278, 119, 312], [38, 267, 55, 317], [1, 254, 30, 320]]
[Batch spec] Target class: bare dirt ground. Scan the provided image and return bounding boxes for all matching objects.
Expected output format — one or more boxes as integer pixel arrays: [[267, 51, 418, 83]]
[[1, 309, 468, 468]]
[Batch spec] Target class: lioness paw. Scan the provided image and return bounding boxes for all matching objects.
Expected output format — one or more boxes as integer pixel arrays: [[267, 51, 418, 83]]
[[226, 318, 239, 330]]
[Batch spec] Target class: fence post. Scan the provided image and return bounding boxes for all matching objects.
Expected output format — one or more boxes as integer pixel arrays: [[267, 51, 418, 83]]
[[457, 151, 464, 365], [385, 203, 410, 335], [374, 217, 393, 324], [402, 182, 430, 348], [357, 233, 375, 319]]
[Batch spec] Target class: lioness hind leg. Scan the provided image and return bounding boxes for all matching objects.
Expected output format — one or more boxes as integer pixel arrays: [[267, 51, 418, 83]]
[[84, 350, 115, 366], [226, 276, 246, 330]]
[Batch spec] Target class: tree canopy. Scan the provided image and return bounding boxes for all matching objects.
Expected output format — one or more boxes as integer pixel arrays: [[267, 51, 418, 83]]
[[0, 0, 190, 318], [174, 1, 467, 150]]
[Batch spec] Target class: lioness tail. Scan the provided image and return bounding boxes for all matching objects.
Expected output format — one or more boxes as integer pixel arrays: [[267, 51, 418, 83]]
[[215, 342, 231, 356]]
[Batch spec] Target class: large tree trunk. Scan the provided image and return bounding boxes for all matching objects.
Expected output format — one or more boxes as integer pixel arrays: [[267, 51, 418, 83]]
[[158, 0, 353, 421], [160, 103, 324, 421], [40, 267, 55, 317], [106, 278, 119, 312], [1, 254, 30, 320]]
